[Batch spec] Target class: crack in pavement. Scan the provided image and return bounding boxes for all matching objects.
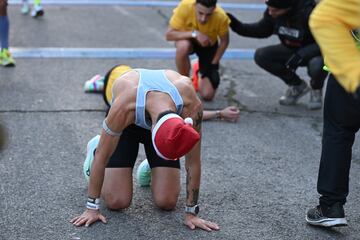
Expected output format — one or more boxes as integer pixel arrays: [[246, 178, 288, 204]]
[[0, 108, 323, 120]]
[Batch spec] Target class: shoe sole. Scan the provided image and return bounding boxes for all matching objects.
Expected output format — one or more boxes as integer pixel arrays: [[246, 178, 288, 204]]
[[3, 62, 15, 67], [306, 216, 348, 227]]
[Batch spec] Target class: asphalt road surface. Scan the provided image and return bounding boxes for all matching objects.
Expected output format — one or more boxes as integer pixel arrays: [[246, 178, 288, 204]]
[[1, 1, 360, 239]]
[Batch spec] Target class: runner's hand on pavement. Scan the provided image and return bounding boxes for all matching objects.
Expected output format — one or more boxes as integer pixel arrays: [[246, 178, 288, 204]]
[[184, 214, 220, 232], [220, 106, 240, 122], [70, 209, 107, 227]]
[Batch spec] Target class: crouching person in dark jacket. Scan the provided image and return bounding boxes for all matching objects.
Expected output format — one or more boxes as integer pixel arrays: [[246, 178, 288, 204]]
[[228, 0, 327, 110]]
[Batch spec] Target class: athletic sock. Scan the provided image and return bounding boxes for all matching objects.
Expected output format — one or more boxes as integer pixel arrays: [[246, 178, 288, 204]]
[[0, 16, 9, 50]]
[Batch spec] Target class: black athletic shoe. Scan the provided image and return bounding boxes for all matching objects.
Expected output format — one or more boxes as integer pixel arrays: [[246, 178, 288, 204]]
[[306, 202, 348, 227]]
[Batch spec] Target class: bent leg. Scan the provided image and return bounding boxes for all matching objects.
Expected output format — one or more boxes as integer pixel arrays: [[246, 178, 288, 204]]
[[100, 124, 141, 210], [196, 43, 219, 101], [151, 167, 180, 210], [175, 40, 193, 76], [102, 168, 133, 210], [307, 56, 327, 90], [198, 76, 216, 101], [254, 44, 302, 85]]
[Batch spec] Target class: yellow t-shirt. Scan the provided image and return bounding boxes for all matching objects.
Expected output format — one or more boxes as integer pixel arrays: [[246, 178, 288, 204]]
[[169, 0, 230, 43], [310, 0, 360, 93]]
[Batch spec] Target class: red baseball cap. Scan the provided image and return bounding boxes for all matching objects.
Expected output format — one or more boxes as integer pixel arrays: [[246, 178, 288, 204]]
[[152, 113, 200, 160]]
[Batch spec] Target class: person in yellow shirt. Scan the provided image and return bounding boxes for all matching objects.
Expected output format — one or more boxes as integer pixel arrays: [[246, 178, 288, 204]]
[[305, 0, 360, 228], [166, 0, 230, 101]]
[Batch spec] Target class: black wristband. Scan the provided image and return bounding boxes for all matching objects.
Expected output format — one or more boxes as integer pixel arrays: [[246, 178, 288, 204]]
[[86, 197, 100, 210], [87, 197, 100, 204]]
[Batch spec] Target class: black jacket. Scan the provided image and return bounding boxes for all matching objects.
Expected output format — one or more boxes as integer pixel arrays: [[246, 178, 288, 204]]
[[229, 0, 318, 53]]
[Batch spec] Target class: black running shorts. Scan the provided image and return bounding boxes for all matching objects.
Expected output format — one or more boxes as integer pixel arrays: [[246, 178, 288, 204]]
[[192, 41, 220, 89], [106, 124, 180, 169]]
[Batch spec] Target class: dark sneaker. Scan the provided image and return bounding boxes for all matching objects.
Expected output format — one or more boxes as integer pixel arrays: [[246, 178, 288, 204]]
[[279, 80, 310, 105], [306, 203, 348, 227]]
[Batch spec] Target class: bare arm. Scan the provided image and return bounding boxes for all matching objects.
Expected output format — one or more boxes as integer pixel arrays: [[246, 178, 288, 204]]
[[203, 106, 240, 122], [87, 131, 119, 199], [166, 26, 212, 47], [183, 103, 219, 231], [211, 32, 229, 64], [185, 108, 202, 207], [71, 97, 131, 227], [166, 26, 193, 41]]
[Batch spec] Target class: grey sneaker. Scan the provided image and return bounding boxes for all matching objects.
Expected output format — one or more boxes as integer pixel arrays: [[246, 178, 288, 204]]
[[279, 80, 310, 105], [308, 89, 322, 110], [306, 203, 348, 227]]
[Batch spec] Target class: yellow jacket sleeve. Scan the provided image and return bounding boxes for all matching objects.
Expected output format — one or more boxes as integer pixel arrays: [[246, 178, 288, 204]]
[[309, 0, 360, 93]]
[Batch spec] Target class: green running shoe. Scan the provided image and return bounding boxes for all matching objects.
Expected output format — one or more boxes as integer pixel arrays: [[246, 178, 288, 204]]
[[1, 49, 15, 67], [136, 159, 151, 187], [83, 135, 100, 183]]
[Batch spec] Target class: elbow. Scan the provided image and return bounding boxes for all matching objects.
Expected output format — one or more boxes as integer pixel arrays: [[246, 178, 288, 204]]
[[165, 29, 173, 41], [165, 33, 171, 41]]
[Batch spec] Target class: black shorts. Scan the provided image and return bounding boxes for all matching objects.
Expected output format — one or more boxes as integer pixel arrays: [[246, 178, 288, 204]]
[[106, 124, 180, 169], [192, 41, 220, 89]]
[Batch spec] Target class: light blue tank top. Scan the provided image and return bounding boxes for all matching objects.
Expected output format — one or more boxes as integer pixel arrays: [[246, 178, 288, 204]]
[[134, 69, 184, 130]]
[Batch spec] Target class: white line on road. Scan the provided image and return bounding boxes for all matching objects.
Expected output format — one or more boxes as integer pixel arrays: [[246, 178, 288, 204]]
[[9, 0, 266, 10], [11, 47, 255, 59]]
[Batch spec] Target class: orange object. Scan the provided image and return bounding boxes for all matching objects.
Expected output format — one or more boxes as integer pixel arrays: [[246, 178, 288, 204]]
[[191, 60, 199, 92]]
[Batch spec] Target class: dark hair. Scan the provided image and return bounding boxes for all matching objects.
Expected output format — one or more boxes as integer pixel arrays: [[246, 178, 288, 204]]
[[156, 110, 177, 123], [265, 0, 293, 9], [196, 0, 217, 8]]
